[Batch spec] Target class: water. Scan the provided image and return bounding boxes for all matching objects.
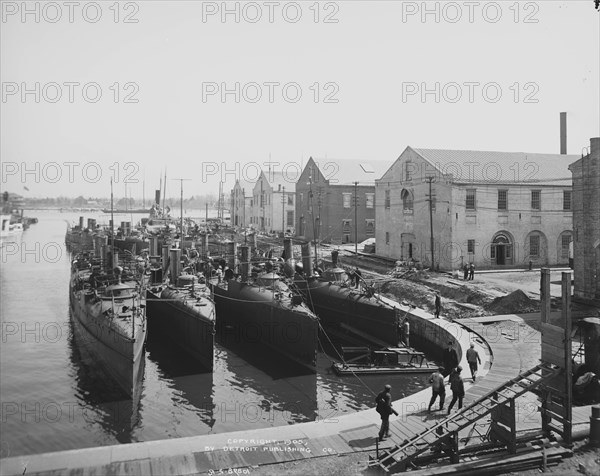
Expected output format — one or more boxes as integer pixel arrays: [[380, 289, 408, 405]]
[[0, 211, 428, 458]]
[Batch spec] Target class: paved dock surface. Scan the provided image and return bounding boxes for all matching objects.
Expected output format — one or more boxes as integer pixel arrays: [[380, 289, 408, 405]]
[[0, 314, 591, 476]]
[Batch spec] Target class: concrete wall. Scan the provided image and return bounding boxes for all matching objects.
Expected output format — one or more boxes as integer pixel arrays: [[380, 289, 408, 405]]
[[570, 138, 600, 301], [375, 148, 454, 269], [296, 158, 376, 244], [376, 148, 573, 270], [452, 183, 573, 270]]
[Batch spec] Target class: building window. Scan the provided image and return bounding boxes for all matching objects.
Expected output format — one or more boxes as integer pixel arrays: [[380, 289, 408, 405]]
[[530, 235, 540, 257], [531, 190, 541, 210], [366, 193, 374, 209], [498, 189, 508, 210], [405, 161, 413, 181], [561, 233, 572, 258], [401, 189, 413, 212], [365, 219, 375, 236], [385, 231, 390, 244], [563, 190, 571, 211], [384, 190, 390, 209], [343, 193, 352, 209], [287, 195, 294, 206], [342, 219, 352, 231], [466, 189, 476, 210], [467, 239, 475, 253], [287, 211, 294, 227]]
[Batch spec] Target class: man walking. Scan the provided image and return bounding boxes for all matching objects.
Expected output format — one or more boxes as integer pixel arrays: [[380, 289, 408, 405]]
[[463, 263, 469, 280], [448, 366, 465, 413], [375, 384, 398, 441], [434, 291, 441, 319], [428, 367, 446, 412], [442, 341, 459, 377], [466, 343, 481, 382]]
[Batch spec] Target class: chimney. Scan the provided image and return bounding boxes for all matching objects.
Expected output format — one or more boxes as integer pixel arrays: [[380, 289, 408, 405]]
[[560, 112, 567, 154]]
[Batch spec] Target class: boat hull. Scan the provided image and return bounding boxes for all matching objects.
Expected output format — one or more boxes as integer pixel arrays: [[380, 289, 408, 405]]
[[146, 287, 215, 370], [69, 289, 146, 397], [295, 279, 401, 346], [211, 280, 319, 372]]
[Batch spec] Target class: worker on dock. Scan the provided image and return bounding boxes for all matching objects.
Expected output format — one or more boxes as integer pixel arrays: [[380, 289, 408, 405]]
[[466, 343, 481, 382], [354, 267, 362, 289], [402, 318, 410, 348], [375, 384, 398, 441], [442, 341, 458, 377], [434, 291, 441, 319], [428, 367, 446, 412], [448, 366, 465, 413]]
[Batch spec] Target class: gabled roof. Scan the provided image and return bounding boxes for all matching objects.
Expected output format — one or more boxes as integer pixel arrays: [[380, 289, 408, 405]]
[[256, 171, 296, 192], [308, 158, 390, 186], [413, 148, 577, 186], [233, 179, 256, 196]]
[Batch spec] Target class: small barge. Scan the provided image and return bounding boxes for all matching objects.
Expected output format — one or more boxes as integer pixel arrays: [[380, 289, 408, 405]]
[[332, 346, 437, 376]]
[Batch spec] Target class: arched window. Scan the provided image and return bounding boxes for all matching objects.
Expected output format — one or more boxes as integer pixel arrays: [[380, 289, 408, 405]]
[[401, 189, 413, 212]]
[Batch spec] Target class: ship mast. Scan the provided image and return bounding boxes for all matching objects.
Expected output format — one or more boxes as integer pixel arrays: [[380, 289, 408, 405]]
[[110, 178, 115, 271]]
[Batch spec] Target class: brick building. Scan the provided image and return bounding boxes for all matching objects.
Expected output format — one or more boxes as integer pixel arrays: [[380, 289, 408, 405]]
[[569, 137, 600, 302], [295, 157, 389, 245], [250, 171, 295, 233], [376, 147, 578, 270], [231, 179, 255, 227]]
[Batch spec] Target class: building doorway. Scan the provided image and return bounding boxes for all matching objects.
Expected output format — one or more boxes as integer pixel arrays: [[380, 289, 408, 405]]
[[491, 233, 513, 266]]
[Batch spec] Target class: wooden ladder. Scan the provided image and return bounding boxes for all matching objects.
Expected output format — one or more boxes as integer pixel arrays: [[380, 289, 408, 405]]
[[369, 362, 560, 473]]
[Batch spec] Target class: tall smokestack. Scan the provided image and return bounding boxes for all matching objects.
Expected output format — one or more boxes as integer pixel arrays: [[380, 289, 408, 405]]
[[560, 112, 567, 154], [155, 190, 161, 205]]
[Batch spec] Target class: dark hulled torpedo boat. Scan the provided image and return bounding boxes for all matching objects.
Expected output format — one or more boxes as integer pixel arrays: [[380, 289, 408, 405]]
[[210, 242, 319, 373], [286, 239, 401, 347], [146, 235, 216, 371]]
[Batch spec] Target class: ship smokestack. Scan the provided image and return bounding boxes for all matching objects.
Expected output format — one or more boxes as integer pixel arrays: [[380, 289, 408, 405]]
[[560, 112, 567, 154], [331, 249, 339, 268], [170, 248, 181, 281], [87, 218, 96, 230], [149, 236, 159, 256], [240, 245, 250, 282], [101, 244, 108, 267], [79, 216, 84, 229], [162, 245, 170, 274], [301, 242, 314, 276], [155, 190, 161, 205], [199, 233, 208, 258], [283, 238, 295, 278], [112, 248, 119, 269], [226, 241, 238, 271]]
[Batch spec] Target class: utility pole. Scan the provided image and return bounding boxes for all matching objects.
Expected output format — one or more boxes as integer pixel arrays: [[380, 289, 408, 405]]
[[426, 176, 435, 271], [354, 181, 359, 254], [282, 186, 286, 234]]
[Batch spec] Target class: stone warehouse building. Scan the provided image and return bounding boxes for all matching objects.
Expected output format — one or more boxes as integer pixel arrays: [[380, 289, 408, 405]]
[[375, 147, 578, 270], [231, 179, 255, 227], [295, 157, 389, 245], [250, 171, 295, 234], [569, 137, 600, 302]]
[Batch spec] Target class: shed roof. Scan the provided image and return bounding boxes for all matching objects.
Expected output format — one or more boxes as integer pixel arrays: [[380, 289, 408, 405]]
[[309, 158, 390, 186], [413, 148, 577, 186]]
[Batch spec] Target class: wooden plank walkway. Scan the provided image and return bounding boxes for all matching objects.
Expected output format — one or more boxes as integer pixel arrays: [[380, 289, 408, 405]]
[[1, 318, 592, 476]]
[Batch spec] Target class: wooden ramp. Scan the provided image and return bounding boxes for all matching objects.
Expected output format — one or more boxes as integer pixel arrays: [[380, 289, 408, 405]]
[[369, 362, 561, 473]]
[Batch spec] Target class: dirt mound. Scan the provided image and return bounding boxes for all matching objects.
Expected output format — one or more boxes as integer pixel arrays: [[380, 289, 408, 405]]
[[486, 289, 539, 314]]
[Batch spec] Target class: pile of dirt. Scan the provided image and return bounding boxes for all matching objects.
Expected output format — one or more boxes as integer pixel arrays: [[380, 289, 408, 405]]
[[485, 289, 539, 314]]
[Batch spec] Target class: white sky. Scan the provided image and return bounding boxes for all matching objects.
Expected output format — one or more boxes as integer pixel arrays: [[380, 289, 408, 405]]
[[1, 1, 599, 199]]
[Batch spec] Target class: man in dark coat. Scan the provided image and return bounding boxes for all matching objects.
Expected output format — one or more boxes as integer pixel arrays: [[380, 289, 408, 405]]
[[468, 263, 475, 280], [442, 341, 459, 377], [448, 366, 465, 413], [375, 384, 398, 441], [434, 291, 441, 319], [463, 263, 469, 280]]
